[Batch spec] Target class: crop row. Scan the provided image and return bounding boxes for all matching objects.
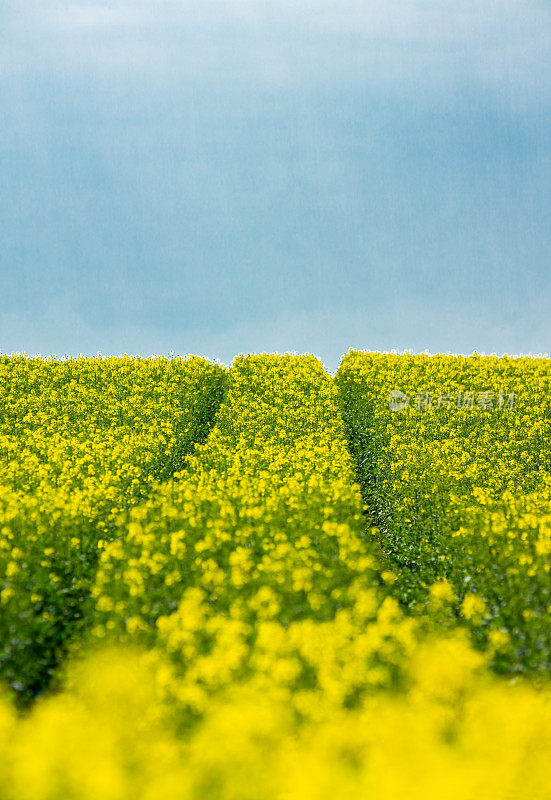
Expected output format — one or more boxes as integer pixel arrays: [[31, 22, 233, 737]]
[[0, 355, 226, 702], [86, 354, 394, 717], [335, 351, 551, 674]]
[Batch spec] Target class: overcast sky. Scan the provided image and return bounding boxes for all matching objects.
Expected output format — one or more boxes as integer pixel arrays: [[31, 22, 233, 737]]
[[1, 0, 550, 370]]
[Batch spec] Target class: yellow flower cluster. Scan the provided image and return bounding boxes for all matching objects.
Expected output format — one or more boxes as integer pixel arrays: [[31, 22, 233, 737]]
[[0, 355, 226, 702], [336, 350, 551, 673], [0, 633, 549, 800]]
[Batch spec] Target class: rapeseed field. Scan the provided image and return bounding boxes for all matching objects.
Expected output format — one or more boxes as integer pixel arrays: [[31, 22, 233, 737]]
[[0, 352, 549, 799]]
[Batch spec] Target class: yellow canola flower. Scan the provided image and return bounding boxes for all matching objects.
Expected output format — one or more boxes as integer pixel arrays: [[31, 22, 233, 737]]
[[429, 579, 456, 605], [460, 593, 487, 621]]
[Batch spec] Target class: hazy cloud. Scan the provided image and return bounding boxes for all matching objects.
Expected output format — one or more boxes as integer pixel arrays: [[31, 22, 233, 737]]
[[41, 5, 148, 30], [4, 0, 550, 103]]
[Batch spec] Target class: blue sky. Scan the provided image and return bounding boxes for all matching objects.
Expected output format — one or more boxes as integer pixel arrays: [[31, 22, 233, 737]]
[[1, 0, 550, 371]]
